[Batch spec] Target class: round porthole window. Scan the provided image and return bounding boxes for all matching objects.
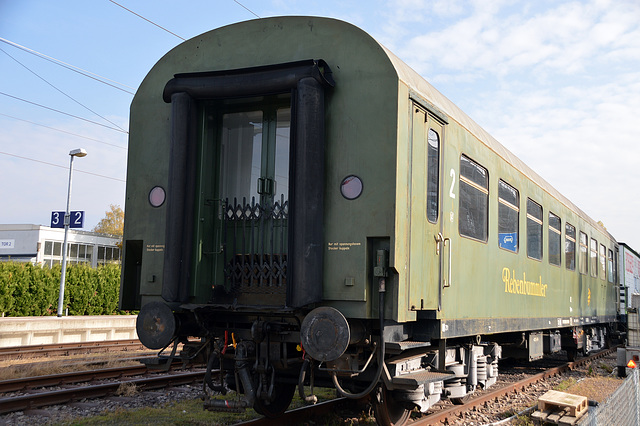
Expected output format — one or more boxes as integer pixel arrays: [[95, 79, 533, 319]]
[[149, 186, 166, 207], [340, 175, 363, 200]]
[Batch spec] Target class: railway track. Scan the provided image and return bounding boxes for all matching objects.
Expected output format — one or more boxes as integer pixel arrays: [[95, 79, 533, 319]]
[[0, 366, 205, 415], [0, 339, 146, 361], [237, 348, 618, 425], [411, 347, 617, 425]]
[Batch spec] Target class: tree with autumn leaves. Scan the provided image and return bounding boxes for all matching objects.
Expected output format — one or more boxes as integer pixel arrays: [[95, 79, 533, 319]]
[[92, 204, 124, 238]]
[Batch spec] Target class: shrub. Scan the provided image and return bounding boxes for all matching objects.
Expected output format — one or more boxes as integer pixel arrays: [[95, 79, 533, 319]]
[[0, 262, 123, 317]]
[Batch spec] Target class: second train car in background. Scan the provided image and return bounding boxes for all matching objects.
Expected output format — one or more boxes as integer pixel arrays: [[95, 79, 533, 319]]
[[120, 16, 621, 425]]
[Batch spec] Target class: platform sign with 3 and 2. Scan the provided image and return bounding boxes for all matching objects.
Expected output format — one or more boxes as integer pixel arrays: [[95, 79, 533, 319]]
[[51, 211, 85, 229]]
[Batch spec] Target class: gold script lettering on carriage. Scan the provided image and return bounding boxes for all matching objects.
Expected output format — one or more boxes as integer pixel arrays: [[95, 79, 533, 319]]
[[502, 267, 548, 297]]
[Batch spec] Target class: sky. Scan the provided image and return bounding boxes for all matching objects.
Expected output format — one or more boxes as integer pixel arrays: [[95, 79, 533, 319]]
[[0, 0, 639, 250]]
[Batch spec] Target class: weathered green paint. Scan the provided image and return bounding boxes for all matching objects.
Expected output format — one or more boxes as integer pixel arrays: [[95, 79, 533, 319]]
[[121, 16, 617, 340]]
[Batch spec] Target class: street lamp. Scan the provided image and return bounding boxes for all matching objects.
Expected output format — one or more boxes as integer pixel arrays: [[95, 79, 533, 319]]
[[57, 148, 87, 317]]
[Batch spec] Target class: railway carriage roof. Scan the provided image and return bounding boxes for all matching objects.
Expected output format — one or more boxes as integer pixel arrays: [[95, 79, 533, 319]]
[[141, 16, 614, 242], [380, 43, 614, 241]]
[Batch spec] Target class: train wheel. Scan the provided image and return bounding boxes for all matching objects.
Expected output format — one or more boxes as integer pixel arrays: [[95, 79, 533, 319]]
[[253, 382, 296, 418], [373, 385, 411, 426]]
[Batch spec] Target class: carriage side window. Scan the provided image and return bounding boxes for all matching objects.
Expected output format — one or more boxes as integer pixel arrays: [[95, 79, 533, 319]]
[[498, 180, 518, 252], [526, 199, 543, 260], [548, 212, 561, 266], [459, 155, 488, 242], [607, 248, 614, 283], [426, 129, 440, 223], [565, 223, 576, 271], [590, 238, 598, 278], [579, 232, 588, 275], [599, 244, 606, 280]]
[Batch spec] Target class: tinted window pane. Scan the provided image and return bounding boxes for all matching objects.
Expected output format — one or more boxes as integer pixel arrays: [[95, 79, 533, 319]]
[[599, 244, 606, 280], [498, 180, 518, 252], [608, 249, 614, 283], [459, 156, 488, 241], [579, 232, 588, 275], [548, 212, 561, 266], [274, 108, 291, 200], [426, 129, 439, 223], [590, 239, 598, 277], [220, 111, 264, 202], [565, 223, 576, 271], [527, 199, 543, 260]]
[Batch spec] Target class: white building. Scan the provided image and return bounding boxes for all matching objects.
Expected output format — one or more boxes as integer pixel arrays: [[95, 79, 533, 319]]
[[0, 224, 121, 268], [620, 243, 640, 310]]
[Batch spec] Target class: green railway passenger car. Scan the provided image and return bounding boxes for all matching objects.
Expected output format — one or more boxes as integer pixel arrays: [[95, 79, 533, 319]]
[[120, 16, 620, 425]]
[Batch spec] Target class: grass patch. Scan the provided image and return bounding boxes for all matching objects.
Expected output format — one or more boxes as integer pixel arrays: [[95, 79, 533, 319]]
[[59, 387, 345, 425], [512, 414, 535, 425], [599, 362, 613, 374], [554, 377, 577, 391], [65, 398, 255, 425]]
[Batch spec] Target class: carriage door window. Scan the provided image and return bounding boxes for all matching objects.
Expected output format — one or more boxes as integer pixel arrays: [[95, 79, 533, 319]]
[[427, 129, 439, 223], [274, 108, 291, 202], [220, 107, 291, 204], [220, 111, 263, 202]]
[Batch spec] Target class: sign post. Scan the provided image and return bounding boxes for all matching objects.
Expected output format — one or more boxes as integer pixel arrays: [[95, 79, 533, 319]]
[[57, 148, 87, 317]]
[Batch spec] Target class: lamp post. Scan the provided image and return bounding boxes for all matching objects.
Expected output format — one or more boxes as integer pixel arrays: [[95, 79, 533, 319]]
[[57, 148, 87, 317]]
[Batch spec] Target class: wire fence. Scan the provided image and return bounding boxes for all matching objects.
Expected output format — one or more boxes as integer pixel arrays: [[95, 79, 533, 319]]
[[581, 368, 640, 426]]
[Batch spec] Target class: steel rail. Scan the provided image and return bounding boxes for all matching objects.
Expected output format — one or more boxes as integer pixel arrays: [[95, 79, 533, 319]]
[[0, 370, 205, 414], [0, 339, 145, 361], [411, 347, 617, 425], [0, 364, 152, 393], [233, 348, 616, 425]]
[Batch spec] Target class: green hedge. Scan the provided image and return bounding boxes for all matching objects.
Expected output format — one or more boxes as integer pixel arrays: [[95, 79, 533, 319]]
[[0, 262, 124, 317]]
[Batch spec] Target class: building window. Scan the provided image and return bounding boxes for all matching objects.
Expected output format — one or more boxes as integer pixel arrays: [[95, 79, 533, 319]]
[[459, 155, 488, 241], [498, 180, 518, 252], [97, 246, 121, 265], [41, 240, 116, 268], [548, 212, 561, 266], [565, 223, 576, 271], [590, 238, 598, 278], [426, 129, 440, 223], [579, 232, 588, 275], [526, 199, 543, 260]]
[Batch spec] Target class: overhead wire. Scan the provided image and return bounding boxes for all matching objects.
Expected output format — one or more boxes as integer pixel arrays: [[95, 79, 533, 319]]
[[0, 92, 128, 134], [0, 37, 135, 95], [108, 0, 186, 41], [0, 113, 127, 150], [0, 151, 126, 182], [233, 0, 260, 18], [0, 46, 127, 133], [2, 0, 259, 188]]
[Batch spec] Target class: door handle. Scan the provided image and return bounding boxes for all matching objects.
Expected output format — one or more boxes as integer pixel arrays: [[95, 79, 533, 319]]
[[435, 233, 451, 288]]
